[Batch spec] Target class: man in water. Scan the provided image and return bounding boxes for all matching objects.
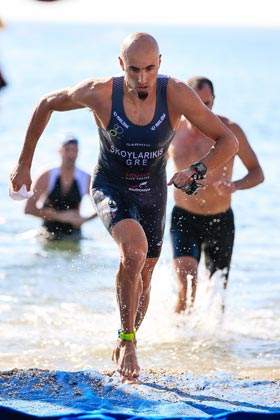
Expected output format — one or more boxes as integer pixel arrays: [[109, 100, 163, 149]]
[[25, 135, 97, 241], [10, 32, 238, 382], [168, 76, 264, 313]]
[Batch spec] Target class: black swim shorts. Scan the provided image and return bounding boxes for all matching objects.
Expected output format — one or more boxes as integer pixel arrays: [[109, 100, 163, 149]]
[[170, 205, 235, 278]]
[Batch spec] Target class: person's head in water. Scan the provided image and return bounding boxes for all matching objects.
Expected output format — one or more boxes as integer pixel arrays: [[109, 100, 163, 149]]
[[187, 76, 215, 110], [119, 32, 161, 101]]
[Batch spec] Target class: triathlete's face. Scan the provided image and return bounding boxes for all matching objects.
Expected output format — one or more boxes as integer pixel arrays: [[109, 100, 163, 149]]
[[195, 84, 215, 109], [119, 43, 161, 98], [60, 143, 78, 169]]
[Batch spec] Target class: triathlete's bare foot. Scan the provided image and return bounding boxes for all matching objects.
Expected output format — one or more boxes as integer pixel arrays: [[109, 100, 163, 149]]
[[112, 336, 138, 363], [112, 339, 140, 383]]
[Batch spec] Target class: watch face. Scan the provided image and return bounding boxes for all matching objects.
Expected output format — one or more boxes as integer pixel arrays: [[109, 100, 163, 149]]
[[192, 162, 207, 178], [197, 163, 207, 173]]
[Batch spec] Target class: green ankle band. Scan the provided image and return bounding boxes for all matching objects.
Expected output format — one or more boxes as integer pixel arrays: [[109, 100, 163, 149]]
[[119, 331, 135, 341], [118, 328, 136, 341]]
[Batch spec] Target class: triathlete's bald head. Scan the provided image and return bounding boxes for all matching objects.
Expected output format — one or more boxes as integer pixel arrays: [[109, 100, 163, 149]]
[[120, 32, 159, 60]]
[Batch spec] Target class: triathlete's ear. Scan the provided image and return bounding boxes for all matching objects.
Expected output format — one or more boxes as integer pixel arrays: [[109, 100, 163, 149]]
[[118, 56, 125, 71]]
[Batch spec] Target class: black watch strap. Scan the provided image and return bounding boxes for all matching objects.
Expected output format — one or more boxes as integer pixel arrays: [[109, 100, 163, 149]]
[[190, 161, 207, 180]]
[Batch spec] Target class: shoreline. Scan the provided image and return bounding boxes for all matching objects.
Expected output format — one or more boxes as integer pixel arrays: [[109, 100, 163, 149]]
[[1, 366, 279, 381]]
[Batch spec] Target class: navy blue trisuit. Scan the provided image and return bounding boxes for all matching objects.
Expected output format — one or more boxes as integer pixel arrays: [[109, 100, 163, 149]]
[[91, 75, 175, 258]]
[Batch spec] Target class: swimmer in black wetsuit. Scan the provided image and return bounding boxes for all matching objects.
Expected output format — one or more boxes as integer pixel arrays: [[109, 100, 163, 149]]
[[24, 136, 97, 241], [10, 32, 238, 383]]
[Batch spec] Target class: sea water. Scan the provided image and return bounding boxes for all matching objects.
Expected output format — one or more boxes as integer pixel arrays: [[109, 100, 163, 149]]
[[0, 22, 279, 379]]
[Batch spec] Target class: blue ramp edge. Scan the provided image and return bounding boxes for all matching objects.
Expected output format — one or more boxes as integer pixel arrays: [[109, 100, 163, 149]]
[[0, 407, 280, 420]]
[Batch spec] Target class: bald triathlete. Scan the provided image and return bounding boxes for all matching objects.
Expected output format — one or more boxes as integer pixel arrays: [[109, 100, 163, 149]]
[[10, 32, 238, 383]]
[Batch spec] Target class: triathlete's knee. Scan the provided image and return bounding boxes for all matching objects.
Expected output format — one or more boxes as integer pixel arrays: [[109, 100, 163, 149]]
[[121, 246, 147, 273]]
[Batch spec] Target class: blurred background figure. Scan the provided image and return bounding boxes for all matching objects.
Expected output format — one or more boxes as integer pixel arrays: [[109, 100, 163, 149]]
[[168, 76, 264, 314], [0, 17, 7, 90], [25, 134, 97, 241]]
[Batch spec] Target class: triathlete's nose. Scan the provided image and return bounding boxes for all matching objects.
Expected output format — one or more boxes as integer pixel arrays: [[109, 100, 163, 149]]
[[138, 70, 146, 84]]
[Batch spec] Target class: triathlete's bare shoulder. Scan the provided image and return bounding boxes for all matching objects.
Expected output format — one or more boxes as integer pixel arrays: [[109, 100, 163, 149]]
[[69, 76, 113, 109], [218, 114, 246, 140]]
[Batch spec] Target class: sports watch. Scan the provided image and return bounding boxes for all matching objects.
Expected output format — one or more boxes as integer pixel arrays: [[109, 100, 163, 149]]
[[190, 161, 207, 180]]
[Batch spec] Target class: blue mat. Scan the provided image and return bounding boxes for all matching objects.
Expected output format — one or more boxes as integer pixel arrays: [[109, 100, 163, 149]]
[[0, 407, 280, 420]]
